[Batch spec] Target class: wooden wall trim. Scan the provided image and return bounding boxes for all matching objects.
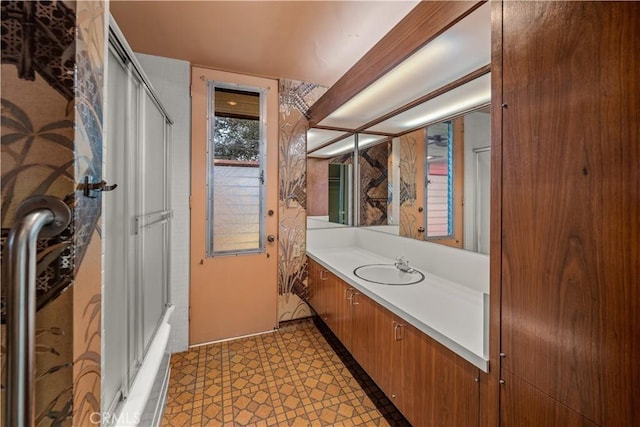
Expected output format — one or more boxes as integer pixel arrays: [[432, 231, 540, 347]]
[[307, 1, 485, 127], [487, 1, 503, 426]]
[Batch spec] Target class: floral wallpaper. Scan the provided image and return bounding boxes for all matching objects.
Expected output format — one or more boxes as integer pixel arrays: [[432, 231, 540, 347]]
[[399, 129, 426, 239], [1, 2, 76, 425], [0, 1, 106, 425], [72, 0, 106, 424], [278, 79, 326, 322]]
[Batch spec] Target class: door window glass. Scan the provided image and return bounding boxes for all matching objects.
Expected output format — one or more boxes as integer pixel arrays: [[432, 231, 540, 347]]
[[207, 85, 266, 255], [426, 121, 454, 238]]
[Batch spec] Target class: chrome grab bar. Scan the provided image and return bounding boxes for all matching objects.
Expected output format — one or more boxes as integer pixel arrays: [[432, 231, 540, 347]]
[[5, 196, 71, 427]]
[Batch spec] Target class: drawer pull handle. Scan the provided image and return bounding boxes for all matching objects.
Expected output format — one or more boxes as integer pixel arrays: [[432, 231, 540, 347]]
[[393, 322, 404, 341], [351, 292, 359, 305]]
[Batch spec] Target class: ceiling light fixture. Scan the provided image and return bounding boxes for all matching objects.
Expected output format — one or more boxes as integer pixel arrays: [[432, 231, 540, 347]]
[[403, 93, 491, 129], [317, 2, 491, 130]]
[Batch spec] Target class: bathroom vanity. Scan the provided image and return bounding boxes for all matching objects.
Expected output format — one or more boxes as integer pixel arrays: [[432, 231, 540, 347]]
[[306, 227, 489, 427]]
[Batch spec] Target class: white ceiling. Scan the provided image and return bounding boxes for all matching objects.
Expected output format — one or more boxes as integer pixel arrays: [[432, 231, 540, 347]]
[[110, 0, 419, 87]]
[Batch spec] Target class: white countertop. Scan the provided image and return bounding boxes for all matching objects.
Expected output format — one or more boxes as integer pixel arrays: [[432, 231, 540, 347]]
[[307, 246, 489, 372]]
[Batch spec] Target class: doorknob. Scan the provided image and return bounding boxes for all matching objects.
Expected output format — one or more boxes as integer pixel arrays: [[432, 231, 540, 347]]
[[417, 226, 425, 233], [267, 235, 276, 243]]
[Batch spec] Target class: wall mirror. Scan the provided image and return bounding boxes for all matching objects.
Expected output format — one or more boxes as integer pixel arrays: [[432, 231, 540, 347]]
[[357, 134, 394, 229], [306, 130, 355, 229], [356, 107, 490, 254], [307, 2, 491, 253]]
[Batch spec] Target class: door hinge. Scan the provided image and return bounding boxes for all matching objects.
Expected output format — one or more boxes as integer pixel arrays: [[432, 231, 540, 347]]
[[189, 306, 192, 321], [189, 195, 192, 209]]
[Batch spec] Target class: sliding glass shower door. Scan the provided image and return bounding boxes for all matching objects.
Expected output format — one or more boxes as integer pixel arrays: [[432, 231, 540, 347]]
[[102, 27, 171, 419]]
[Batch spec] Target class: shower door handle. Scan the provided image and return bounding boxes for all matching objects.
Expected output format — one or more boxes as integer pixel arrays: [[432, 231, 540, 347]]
[[81, 176, 118, 198]]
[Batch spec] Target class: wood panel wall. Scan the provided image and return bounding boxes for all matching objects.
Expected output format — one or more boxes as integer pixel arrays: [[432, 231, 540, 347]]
[[487, 2, 503, 426], [497, 1, 640, 425]]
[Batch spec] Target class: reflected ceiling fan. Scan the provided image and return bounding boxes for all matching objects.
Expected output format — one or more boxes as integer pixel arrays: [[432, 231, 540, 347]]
[[427, 134, 449, 147]]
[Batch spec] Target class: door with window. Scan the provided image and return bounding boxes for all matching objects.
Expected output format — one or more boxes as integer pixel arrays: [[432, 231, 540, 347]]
[[190, 67, 278, 345]]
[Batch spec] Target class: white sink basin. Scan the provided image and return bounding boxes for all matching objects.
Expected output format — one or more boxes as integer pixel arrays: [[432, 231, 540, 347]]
[[353, 264, 425, 285]]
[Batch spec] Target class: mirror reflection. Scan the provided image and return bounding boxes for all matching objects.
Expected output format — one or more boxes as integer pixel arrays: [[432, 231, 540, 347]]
[[359, 108, 490, 254], [328, 164, 351, 225], [306, 134, 354, 229], [357, 134, 392, 227]]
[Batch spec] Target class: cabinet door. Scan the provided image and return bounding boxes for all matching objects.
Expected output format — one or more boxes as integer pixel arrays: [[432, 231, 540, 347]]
[[308, 260, 329, 322], [500, 371, 598, 427], [350, 291, 378, 375], [332, 276, 353, 352], [308, 260, 325, 317], [317, 266, 329, 321], [371, 311, 423, 418], [393, 320, 420, 420], [307, 260, 319, 312], [500, 2, 640, 425], [369, 305, 398, 403], [322, 270, 339, 334], [408, 326, 479, 427], [323, 271, 352, 351]]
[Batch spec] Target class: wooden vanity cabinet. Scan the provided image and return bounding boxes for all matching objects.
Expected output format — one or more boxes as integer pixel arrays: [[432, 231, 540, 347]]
[[308, 260, 353, 350], [307, 259, 320, 314], [308, 260, 328, 321], [327, 273, 353, 352], [349, 289, 379, 375], [367, 300, 480, 427], [307, 259, 481, 426], [308, 260, 336, 329], [411, 325, 481, 427]]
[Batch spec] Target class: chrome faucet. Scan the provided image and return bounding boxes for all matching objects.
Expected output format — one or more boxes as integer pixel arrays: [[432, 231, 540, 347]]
[[394, 256, 413, 273]]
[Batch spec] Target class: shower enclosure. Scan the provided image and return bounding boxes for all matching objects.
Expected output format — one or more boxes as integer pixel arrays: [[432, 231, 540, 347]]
[[102, 18, 173, 426]]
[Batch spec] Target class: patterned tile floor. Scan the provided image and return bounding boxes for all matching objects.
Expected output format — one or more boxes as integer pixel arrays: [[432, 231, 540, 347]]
[[163, 318, 410, 426]]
